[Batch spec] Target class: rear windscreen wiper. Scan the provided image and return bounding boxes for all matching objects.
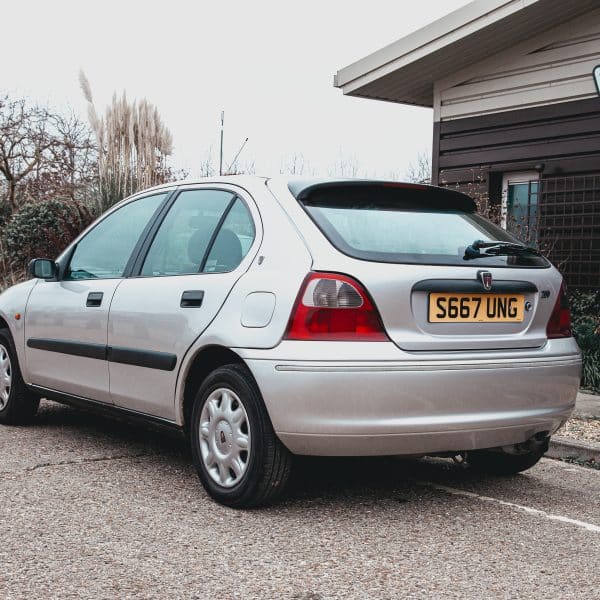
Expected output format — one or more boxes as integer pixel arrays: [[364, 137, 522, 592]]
[[463, 239, 541, 260]]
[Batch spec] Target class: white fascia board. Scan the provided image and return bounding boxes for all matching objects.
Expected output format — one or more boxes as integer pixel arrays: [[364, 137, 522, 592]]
[[335, 0, 539, 95]]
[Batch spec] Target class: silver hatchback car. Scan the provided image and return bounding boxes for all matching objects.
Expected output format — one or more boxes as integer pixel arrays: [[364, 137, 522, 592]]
[[0, 177, 581, 506]]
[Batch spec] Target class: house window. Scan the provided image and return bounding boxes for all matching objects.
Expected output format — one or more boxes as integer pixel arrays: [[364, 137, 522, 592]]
[[501, 171, 539, 246]]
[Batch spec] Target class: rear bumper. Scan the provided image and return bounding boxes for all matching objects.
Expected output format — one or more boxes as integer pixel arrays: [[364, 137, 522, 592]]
[[244, 344, 581, 456]]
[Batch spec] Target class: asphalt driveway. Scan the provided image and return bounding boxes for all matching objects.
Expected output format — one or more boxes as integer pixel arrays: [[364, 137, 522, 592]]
[[1, 400, 599, 599]]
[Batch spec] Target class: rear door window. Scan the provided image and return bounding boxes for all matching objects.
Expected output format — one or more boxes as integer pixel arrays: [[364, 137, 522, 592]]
[[297, 184, 548, 268], [203, 198, 255, 273], [140, 189, 255, 276]]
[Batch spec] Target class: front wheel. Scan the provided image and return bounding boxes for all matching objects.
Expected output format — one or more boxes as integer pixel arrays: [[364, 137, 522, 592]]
[[190, 364, 292, 508], [0, 328, 40, 425]]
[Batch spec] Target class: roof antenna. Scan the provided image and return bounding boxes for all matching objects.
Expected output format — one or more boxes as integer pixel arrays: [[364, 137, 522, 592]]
[[225, 137, 249, 175]]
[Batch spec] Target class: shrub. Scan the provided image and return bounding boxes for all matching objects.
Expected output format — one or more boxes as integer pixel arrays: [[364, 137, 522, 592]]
[[2, 199, 94, 271], [570, 290, 600, 393]]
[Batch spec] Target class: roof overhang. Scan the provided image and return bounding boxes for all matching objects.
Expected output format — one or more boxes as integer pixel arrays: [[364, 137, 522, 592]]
[[334, 0, 600, 108]]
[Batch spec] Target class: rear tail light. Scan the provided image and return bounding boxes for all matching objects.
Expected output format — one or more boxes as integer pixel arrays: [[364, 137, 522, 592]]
[[546, 282, 572, 339], [285, 272, 387, 341]]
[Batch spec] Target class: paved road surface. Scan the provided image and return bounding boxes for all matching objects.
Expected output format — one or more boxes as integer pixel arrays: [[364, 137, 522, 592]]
[[1, 401, 598, 599]]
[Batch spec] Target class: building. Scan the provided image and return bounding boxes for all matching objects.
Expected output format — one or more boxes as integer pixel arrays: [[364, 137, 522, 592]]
[[335, 0, 600, 289]]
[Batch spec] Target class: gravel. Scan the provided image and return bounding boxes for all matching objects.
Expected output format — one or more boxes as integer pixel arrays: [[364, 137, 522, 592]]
[[558, 417, 600, 443], [1, 401, 599, 599]]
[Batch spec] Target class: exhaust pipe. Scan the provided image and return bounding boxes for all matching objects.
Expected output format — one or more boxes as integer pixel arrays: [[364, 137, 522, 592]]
[[500, 432, 550, 456]]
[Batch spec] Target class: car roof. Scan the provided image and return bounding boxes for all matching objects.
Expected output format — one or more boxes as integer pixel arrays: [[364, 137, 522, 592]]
[[122, 175, 476, 212], [135, 175, 269, 194]]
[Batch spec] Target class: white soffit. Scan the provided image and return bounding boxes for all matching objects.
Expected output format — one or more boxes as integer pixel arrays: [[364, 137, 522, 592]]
[[334, 0, 600, 107]]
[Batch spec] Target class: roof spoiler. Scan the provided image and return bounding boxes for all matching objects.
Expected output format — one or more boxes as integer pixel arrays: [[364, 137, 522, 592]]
[[288, 180, 477, 212]]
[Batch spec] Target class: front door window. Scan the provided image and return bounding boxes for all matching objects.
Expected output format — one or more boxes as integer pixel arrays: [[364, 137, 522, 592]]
[[67, 192, 168, 280]]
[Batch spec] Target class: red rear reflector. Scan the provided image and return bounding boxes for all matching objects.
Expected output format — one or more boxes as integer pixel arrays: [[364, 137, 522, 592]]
[[546, 282, 572, 339], [285, 272, 387, 341]]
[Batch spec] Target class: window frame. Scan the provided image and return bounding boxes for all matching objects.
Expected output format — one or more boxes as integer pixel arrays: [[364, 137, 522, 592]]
[[129, 185, 260, 279], [501, 171, 539, 229], [57, 190, 176, 282]]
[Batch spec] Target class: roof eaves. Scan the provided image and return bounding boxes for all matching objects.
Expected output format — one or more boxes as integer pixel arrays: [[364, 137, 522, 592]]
[[334, 0, 537, 94]]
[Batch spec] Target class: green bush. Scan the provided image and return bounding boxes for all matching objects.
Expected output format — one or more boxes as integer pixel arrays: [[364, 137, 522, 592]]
[[2, 200, 93, 270], [570, 290, 600, 393]]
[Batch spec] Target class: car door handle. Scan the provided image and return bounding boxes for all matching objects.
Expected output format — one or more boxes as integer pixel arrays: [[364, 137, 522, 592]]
[[86, 292, 103, 307], [180, 290, 204, 308]]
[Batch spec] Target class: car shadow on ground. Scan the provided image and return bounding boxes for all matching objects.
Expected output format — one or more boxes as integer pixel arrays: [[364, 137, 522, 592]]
[[289, 455, 482, 501], [32, 399, 588, 516], [29, 400, 529, 506], [34, 400, 190, 455]]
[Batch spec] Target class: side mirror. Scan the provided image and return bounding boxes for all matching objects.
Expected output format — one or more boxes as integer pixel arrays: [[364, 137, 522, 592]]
[[28, 258, 58, 280]]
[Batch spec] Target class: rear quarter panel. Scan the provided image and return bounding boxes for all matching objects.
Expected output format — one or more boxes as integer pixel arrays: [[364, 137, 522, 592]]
[[174, 179, 313, 423]]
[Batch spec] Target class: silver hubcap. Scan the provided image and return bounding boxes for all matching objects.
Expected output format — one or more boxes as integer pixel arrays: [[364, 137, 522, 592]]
[[0, 345, 11, 411], [199, 388, 251, 488]]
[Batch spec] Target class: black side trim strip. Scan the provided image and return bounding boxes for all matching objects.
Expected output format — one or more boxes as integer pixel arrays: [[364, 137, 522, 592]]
[[28, 385, 182, 433], [27, 338, 107, 360], [107, 346, 177, 372], [412, 279, 538, 293], [27, 338, 177, 371]]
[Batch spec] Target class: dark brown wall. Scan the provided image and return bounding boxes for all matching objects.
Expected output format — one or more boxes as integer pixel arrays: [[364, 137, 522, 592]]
[[431, 98, 600, 289], [433, 98, 600, 191]]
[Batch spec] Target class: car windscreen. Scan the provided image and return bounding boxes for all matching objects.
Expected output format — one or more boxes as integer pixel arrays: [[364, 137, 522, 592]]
[[298, 185, 549, 268]]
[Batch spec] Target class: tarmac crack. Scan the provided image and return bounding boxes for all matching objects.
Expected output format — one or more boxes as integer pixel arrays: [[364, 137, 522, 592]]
[[0, 451, 158, 477]]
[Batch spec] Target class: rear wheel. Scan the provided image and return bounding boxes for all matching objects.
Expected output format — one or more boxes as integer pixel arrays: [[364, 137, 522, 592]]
[[190, 364, 292, 508], [467, 445, 546, 475], [0, 328, 40, 425]]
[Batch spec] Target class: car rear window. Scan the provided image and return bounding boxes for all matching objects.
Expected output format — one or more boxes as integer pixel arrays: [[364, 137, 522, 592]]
[[295, 183, 549, 268]]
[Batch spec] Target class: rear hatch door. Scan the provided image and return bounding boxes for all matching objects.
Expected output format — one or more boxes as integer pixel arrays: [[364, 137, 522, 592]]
[[285, 180, 561, 352]]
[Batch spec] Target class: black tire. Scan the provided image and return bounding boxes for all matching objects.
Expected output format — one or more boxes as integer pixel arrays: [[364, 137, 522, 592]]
[[467, 446, 545, 475], [0, 328, 40, 425], [190, 364, 292, 508]]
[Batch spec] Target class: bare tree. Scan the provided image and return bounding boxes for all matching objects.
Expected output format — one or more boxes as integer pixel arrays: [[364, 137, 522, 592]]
[[0, 96, 59, 210], [226, 159, 256, 176], [328, 152, 360, 178], [22, 111, 98, 207], [405, 152, 431, 184], [50, 111, 98, 203], [0, 95, 98, 215], [280, 153, 306, 176], [198, 147, 216, 177], [196, 146, 255, 178]]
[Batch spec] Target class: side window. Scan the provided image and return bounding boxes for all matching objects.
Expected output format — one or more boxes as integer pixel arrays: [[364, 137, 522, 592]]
[[66, 193, 167, 280], [203, 198, 255, 273], [141, 189, 234, 276], [140, 190, 256, 276]]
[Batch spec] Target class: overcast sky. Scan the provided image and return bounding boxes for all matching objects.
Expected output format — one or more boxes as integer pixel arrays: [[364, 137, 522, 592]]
[[4, 0, 471, 178]]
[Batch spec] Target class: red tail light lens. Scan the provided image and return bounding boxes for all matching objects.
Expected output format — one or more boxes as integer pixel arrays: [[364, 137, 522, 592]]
[[285, 272, 387, 341], [546, 283, 572, 339]]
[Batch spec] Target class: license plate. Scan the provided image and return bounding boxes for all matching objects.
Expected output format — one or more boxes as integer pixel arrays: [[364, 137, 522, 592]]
[[428, 293, 525, 323]]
